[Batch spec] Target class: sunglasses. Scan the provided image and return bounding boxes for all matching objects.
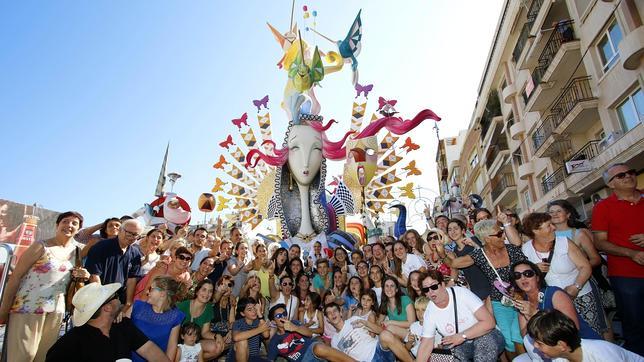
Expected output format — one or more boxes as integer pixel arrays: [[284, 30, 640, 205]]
[[608, 169, 636, 183], [274, 312, 288, 319], [176, 254, 193, 261], [513, 270, 536, 280], [421, 284, 440, 293], [281, 282, 293, 287], [488, 230, 505, 238], [427, 235, 439, 241]]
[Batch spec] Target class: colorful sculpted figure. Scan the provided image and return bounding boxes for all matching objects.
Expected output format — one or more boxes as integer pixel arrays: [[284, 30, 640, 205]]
[[210, 8, 441, 254]]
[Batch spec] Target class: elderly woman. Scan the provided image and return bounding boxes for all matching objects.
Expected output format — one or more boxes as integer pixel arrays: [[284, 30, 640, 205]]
[[0, 211, 90, 362], [510, 261, 601, 362], [438, 219, 527, 359], [521, 212, 604, 337], [415, 270, 504, 362]]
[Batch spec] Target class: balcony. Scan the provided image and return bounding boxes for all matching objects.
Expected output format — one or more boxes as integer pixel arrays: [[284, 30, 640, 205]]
[[510, 121, 525, 141], [491, 173, 517, 206], [518, 161, 535, 180], [541, 167, 567, 195], [550, 76, 598, 134], [525, 21, 582, 112], [531, 113, 557, 157], [486, 142, 510, 178], [513, 22, 533, 69], [502, 82, 517, 104], [618, 25, 644, 70], [526, 0, 544, 26]]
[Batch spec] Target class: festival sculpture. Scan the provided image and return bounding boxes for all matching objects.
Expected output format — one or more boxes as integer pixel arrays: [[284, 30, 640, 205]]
[[210, 7, 440, 253]]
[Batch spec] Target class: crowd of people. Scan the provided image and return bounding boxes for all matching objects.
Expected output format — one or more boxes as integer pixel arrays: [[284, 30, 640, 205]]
[[0, 162, 641, 362]]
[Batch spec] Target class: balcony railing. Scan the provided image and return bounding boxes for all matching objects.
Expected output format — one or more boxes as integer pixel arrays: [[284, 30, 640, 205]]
[[527, 0, 544, 24], [541, 167, 566, 195], [485, 139, 510, 170], [550, 76, 595, 128], [531, 113, 557, 152], [537, 20, 576, 70], [492, 173, 516, 202], [513, 22, 532, 63], [566, 140, 601, 163]]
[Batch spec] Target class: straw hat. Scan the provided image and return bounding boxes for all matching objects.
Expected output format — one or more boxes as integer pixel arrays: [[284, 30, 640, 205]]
[[72, 282, 122, 326]]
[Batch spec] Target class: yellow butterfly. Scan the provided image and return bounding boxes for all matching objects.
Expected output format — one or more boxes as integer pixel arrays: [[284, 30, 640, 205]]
[[398, 183, 416, 199], [211, 178, 226, 193], [216, 196, 230, 212]]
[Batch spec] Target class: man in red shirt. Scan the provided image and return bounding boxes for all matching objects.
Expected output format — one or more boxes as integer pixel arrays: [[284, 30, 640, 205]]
[[591, 163, 643, 356]]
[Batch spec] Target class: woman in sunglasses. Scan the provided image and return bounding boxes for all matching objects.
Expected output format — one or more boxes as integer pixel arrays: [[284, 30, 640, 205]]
[[416, 270, 504, 362], [438, 219, 527, 359], [521, 213, 603, 337], [510, 261, 601, 361], [269, 274, 299, 321], [134, 246, 193, 302]]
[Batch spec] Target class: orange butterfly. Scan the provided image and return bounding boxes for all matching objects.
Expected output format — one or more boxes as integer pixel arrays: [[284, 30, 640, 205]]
[[400, 137, 420, 153], [403, 160, 422, 176], [212, 155, 227, 169]]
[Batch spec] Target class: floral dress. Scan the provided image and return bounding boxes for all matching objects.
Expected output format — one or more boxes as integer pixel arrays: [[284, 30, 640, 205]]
[[10, 240, 79, 315]]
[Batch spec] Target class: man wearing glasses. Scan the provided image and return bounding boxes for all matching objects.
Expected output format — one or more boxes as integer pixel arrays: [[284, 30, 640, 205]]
[[592, 163, 643, 355], [85, 219, 144, 308]]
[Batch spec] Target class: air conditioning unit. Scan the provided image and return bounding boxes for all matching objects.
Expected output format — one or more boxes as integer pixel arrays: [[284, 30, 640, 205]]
[[598, 131, 623, 151]]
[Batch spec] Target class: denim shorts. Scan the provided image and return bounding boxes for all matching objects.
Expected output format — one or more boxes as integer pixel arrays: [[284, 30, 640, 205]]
[[371, 341, 395, 362], [301, 341, 325, 362]]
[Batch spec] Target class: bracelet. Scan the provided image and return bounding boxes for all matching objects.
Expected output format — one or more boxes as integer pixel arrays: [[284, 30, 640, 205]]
[[573, 283, 582, 291]]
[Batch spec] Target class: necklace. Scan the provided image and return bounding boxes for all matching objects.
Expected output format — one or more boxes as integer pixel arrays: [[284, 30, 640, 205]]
[[190, 300, 205, 321]]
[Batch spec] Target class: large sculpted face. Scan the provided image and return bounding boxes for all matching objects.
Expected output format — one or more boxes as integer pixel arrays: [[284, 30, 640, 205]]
[[287, 125, 323, 186], [346, 135, 377, 186]]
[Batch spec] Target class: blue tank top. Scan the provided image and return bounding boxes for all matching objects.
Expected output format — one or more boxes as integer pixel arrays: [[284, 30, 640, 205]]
[[540, 286, 600, 339]]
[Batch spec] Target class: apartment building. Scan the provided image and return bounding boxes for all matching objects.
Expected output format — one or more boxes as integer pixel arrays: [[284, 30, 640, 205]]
[[435, 0, 643, 219]]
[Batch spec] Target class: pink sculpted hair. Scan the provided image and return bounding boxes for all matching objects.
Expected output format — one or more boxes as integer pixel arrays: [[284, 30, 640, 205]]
[[246, 120, 353, 168], [246, 109, 440, 168]]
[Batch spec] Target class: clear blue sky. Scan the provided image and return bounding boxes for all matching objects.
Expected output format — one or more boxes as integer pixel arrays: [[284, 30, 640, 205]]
[[0, 0, 504, 226]]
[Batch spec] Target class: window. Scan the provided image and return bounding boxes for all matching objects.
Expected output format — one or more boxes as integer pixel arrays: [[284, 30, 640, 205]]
[[598, 21, 623, 72], [523, 190, 532, 208], [616, 88, 644, 131]]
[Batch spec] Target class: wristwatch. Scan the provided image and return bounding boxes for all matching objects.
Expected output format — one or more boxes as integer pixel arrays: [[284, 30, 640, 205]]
[[461, 334, 468, 341]]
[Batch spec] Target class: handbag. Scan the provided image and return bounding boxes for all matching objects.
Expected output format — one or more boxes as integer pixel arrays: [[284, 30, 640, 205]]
[[65, 246, 84, 314], [429, 288, 458, 362], [211, 305, 230, 335]]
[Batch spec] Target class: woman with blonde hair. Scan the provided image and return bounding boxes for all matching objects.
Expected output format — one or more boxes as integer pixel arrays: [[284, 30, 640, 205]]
[[126, 275, 185, 361]]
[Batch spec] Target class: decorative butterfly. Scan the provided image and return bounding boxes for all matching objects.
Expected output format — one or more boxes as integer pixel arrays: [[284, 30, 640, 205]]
[[377, 97, 397, 111], [232, 113, 248, 129], [354, 83, 373, 98], [219, 135, 234, 149], [400, 137, 420, 153], [211, 177, 225, 193], [398, 183, 416, 199], [212, 155, 227, 169], [403, 160, 421, 176], [216, 196, 230, 212], [252, 95, 269, 113]]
